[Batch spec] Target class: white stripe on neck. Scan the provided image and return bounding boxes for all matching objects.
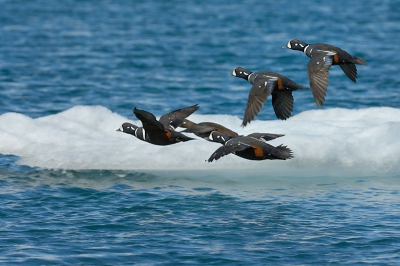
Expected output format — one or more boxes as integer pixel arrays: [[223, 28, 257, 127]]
[[248, 72, 257, 81], [303, 44, 310, 54]]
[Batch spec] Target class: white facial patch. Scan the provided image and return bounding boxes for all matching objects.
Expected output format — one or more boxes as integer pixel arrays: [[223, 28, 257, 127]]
[[119, 126, 124, 131], [232, 69, 237, 76], [286, 40, 292, 48], [208, 132, 227, 143]]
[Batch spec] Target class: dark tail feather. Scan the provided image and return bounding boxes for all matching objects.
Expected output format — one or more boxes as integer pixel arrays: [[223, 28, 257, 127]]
[[177, 135, 196, 142], [353, 56, 366, 65], [172, 131, 196, 142], [274, 144, 294, 160]]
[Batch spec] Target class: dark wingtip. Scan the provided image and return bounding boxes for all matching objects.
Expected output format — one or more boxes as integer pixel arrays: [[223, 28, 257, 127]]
[[241, 117, 251, 128]]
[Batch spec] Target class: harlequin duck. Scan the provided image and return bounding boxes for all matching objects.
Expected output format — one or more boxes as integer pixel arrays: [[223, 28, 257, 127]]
[[232, 67, 308, 126], [117, 104, 198, 145], [283, 39, 366, 107], [179, 119, 239, 140], [207, 131, 292, 162]]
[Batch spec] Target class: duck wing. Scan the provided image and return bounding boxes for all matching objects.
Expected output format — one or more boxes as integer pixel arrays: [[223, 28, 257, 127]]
[[159, 104, 199, 129], [271, 90, 294, 120], [208, 141, 252, 162], [133, 107, 165, 132], [242, 77, 277, 127], [247, 132, 285, 141], [307, 51, 334, 107], [339, 64, 357, 83]]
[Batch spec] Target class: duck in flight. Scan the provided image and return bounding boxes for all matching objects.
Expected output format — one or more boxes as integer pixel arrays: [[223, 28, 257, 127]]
[[283, 39, 366, 107], [232, 67, 308, 126], [117, 104, 198, 145]]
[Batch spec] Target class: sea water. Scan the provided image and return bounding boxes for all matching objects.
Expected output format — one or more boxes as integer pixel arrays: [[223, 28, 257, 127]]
[[1, 0, 400, 265]]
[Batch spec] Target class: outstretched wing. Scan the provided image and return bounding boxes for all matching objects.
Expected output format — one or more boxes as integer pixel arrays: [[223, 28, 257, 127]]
[[271, 91, 294, 120], [242, 77, 277, 127], [159, 104, 199, 129], [339, 64, 357, 83], [133, 107, 165, 132], [307, 51, 334, 107], [208, 141, 252, 162], [247, 133, 285, 142], [180, 119, 218, 134]]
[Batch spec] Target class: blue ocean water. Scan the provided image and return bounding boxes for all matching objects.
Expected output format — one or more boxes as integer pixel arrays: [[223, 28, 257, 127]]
[[1, 0, 400, 264]]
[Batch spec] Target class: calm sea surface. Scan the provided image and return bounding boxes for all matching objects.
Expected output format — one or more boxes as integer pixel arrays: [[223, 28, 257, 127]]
[[1, 0, 400, 264]]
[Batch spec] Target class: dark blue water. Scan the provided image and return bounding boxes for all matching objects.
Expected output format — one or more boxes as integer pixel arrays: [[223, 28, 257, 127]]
[[1, 0, 400, 264]]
